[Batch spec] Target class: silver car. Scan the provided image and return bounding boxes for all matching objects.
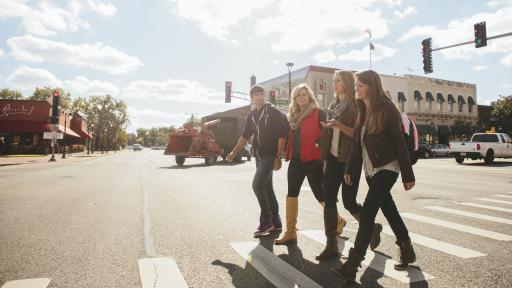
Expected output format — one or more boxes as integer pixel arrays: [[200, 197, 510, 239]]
[[430, 144, 450, 157]]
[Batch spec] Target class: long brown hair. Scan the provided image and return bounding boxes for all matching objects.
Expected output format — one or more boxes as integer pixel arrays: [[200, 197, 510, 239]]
[[331, 70, 357, 113], [355, 70, 390, 134]]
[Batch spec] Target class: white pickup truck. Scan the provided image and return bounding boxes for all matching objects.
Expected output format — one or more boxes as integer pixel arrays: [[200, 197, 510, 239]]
[[449, 133, 512, 164]]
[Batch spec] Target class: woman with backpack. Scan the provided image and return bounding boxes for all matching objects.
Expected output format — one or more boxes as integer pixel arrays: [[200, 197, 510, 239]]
[[332, 70, 417, 283], [275, 83, 346, 245], [316, 70, 383, 260]]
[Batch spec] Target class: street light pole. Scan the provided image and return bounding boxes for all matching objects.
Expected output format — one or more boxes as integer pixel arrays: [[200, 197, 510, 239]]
[[286, 62, 294, 101]]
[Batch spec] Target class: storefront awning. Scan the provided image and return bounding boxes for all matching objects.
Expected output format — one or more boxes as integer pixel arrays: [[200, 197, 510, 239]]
[[56, 125, 81, 138], [458, 95, 466, 104], [398, 92, 407, 102], [448, 94, 455, 103], [468, 96, 476, 105], [437, 93, 445, 102], [416, 125, 435, 135], [438, 125, 451, 136], [426, 92, 434, 102], [0, 120, 47, 133], [71, 128, 93, 139], [414, 90, 423, 101]]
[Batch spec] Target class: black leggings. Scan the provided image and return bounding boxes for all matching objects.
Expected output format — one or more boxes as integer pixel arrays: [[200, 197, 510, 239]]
[[353, 170, 411, 255], [324, 153, 362, 214], [287, 158, 324, 202]]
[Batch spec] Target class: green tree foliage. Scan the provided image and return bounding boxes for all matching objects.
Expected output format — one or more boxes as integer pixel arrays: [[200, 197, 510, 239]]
[[492, 95, 512, 135], [0, 88, 24, 100]]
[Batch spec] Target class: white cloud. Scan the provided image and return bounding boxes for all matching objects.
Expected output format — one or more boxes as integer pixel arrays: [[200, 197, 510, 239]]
[[398, 7, 512, 63], [65, 76, 120, 97], [393, 6, 417, 19], [0, 0, 116, 37], [170, 0, 397, 52], [123, 79, 221, 103], [169, 0, 274, 40], [487, 0, 512, 8], [338, 44, 397, 62], [7, 35, 142, 74], [472, 65, 488, 71], [0, 49, 5, 59], [0, 0, 30, 19], [501, 52, 512, 66], [5, 65, 63, 89], [313, 50, 337, 63], [254, 0, 390, 52], [127, 106, 190, 130], [397, 25, 436, 42]]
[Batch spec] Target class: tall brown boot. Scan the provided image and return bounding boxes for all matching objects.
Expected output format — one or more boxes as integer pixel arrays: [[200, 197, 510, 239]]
[[316, 207, 341, 260], [351, 212, 383, 250], [275, 197, 298, 245], [320, 202, 346, 236]]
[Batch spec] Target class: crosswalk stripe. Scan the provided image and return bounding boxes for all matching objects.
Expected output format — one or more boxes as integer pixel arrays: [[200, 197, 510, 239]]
[[401, 213, 512, 241], [345, 226, 486, 258], [455, 202, 512, 214], [138, 257, 188, 288], [475, 198, 512, 206], [425, 206, 512, 225], [230, 242, 323, 288], [1, 278, 51, 288], [300, 230, 434, 283], [493, 194, 512, 199]]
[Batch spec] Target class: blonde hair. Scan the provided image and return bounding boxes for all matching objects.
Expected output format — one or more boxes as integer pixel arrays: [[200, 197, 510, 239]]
[[288, 83, 318, 120], [331, 70, 357, 113]]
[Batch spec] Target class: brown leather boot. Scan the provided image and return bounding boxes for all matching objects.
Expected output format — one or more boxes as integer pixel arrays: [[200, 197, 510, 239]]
[[320, 202, 346, 236], [351, 212, 382, 250], [275, 197, 298, 245], [394, 239, 416, 270], [316, 207, 341, 260]]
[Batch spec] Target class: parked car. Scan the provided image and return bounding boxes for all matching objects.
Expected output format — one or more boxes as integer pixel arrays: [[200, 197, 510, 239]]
[[449, 133, 512, 164], [133, 144, 142, 151], [430, 144, 450, 157], [418, 141, 433, 158]]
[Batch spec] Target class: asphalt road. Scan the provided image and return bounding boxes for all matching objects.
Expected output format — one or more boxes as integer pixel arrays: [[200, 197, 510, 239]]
[[1, 150, 511, 288]]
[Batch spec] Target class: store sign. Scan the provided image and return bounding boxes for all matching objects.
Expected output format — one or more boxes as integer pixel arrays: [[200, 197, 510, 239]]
[[0, 104, 35, 117]]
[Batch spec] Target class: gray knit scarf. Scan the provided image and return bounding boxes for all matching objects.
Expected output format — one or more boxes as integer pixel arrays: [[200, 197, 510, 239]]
[[327, 94, 349, 120], [289, 102, 318, 130]]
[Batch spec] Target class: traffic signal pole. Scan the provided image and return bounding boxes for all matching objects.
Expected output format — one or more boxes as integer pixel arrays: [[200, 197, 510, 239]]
[[431, 31, 512, 52]]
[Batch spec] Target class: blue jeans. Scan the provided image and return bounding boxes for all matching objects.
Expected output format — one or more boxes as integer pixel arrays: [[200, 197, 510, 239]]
[[252, 157, 279, 218]]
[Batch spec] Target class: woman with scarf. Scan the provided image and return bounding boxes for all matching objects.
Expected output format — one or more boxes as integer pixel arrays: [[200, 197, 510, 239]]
[[316, 70, 382, 260], [275, 83, 345, 245]]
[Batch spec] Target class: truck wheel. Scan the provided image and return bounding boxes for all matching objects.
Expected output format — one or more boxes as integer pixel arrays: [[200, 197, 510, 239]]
[[235, 154, 242, 163], [205, 154, 216, 166], [176, 156, 185, 166], [247, 155, 251, 161], [484, 150, 494, 164], [455, 157, 464, 164]]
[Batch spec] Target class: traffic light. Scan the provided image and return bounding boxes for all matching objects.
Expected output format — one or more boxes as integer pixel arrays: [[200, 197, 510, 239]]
[[250, 75, 256, 87], [225, 81, 232, 103], [474, 21, 487, 48], [51, 90, 59, 124], [422, 38, 433, 74], [269, 91, 276, 105]]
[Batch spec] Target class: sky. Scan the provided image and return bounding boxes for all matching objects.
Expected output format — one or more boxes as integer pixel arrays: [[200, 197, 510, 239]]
[[0, 0, 511, 133]]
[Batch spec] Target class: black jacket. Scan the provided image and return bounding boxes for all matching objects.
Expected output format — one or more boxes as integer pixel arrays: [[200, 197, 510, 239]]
[[242, 103, 287, 158]]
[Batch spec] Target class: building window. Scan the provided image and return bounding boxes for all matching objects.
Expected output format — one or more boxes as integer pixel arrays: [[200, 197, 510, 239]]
[[450, 102, 454, 112], [414, 90, 422, 111], [437, 101, 443, 111], [426, 92, 434, 111]]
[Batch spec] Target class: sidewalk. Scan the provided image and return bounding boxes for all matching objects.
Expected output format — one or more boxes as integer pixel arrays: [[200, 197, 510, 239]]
[[0, 150, 123, 169]]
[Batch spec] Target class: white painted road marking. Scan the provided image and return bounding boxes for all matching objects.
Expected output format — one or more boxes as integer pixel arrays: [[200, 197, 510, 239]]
[[230, 242, 323, 288], [300, 230, 434, 283], [1, 278, 51, 288], [493, 194, 512, 199], [401, 213, 512, 241], [455, 202, 512, 214], [345, 226, 486, 259], [138, 258, 188, 288], [425, 206, 512, 225], [475, 198, 512, 206]]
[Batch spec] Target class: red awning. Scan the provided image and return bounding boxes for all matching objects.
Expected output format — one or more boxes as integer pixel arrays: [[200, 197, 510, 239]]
[[56, 125, 81, 138], [71, 128, 93, 139], [0, 120, 47, 132]]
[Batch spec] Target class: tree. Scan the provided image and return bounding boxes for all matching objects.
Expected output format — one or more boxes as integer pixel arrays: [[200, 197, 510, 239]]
[[492, 95, 512, 135], [30, 87, 72, 110], [0, 88, 24, 100], [452, 120, 475, 139]]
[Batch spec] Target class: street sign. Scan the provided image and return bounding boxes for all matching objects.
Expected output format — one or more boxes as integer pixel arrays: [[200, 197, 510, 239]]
[[44, 131, 63, 140]]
